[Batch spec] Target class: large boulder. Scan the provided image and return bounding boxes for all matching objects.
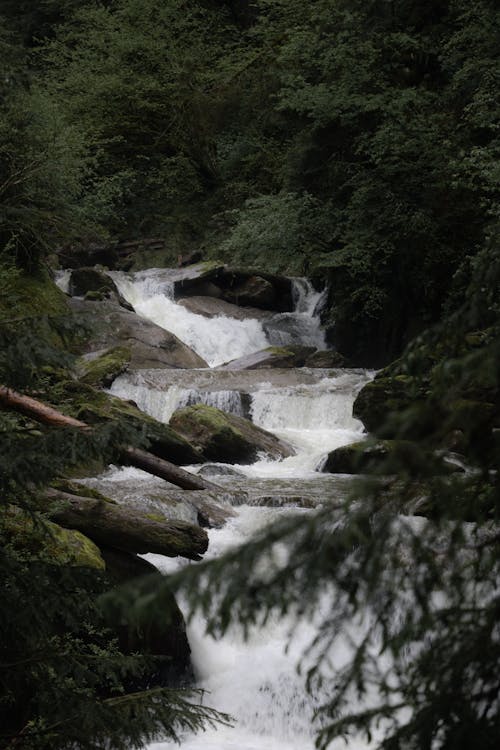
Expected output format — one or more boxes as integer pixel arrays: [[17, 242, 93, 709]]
[[68, 296, 208, 370], [101, 549, 193, 685], [220, 345, 316, 370], [353, 375, 420, 436], [322, 439, 463, 476], [178, 295, 270, 320], [50, 380, 206, 465], [169, 403, 295, 464], [172, 264, 294, 313], [2, 505, 105, 570], [78, 346, 131, 387], [68, 267, 133, 310]]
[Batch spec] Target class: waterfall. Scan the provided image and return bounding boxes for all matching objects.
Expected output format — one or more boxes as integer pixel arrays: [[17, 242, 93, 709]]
[[78, 265, 375, 750], [108, 269, 270, 367]]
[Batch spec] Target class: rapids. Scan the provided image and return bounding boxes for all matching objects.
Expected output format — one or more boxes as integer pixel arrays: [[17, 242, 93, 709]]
[[76, 267, 374, 749]]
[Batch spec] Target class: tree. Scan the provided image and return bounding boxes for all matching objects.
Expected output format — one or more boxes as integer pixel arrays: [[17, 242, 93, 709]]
[[0, 263, 226, 749], [111, 231, 500, 749]]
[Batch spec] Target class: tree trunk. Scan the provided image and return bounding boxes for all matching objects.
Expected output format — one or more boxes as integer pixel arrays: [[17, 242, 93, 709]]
[[46, 489, 208, 560]]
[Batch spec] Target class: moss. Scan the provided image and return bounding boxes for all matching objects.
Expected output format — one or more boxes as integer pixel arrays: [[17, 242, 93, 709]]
[[2, 506, 105, 570], [78, 345, 131, 387], [265, 346, 295, 357], [0, 269, 71, 347], [50, 479, 117, 503], [145, 512, 167, 523]]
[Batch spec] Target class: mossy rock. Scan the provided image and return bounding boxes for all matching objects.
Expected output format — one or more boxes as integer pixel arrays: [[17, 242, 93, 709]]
[[169, 403, 294, 464], [322, 439, 462, 476], [353, 375, 422, 436], [48, 379, 204, 466], [78, 346, 131, 387], [0, 269, 71, 347], [2, 506, 105, 570]]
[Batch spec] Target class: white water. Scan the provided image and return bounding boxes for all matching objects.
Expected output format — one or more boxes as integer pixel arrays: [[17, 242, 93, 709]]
[[108, 268, 270, 367], [80, 267, 374, 749]]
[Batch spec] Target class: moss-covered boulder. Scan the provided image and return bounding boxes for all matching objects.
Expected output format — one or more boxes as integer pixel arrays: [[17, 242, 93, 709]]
[[78, 346, 131, 387], [2, 506, 105, 569], [322, 439, 462, 476], [304, 350, 347, 368], [352, 374, 423, 436], [169, 403, 294, 464], [0, 269, 71, 347], [68, 267, 132, 311], [101, 548, 193, 684], [68, 296, 208, 369], [48, 379, 205, 466]]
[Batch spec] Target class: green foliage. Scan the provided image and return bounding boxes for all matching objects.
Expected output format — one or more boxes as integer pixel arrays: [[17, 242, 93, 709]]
[[0, 264, 226, 748], [217, 191, 323, 273], [110, 224, 500, 749]]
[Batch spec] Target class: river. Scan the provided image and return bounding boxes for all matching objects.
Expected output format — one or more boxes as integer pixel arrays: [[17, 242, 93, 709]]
[[80, 268, 374, 749]]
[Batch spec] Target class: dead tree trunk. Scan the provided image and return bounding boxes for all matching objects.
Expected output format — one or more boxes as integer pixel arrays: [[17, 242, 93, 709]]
[[46, 489, 208, 560], [0, 385, 236, 525]]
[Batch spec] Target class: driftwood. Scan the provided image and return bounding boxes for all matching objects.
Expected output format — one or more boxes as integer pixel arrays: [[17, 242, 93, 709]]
[[46, 489, 208, 560], [0, 384, 236, 527]]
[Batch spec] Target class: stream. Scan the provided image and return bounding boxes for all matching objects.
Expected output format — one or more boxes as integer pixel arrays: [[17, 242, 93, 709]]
[[80, 268, 374, 749]]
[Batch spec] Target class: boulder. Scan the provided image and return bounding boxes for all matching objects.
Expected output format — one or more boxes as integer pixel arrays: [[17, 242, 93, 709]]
[[68, 267, 133, 310], [50, 380, 206, 465], [304, 350, 347, 368], [217, 268, 294, 312], [2, 505, 105, 570], [68, 296, 208, 370], [223, 275, 276, 309], [169, 403, 295, 464], [178, 295, 269, 320], [321, 439, 463, 476], [352, 375, 420, 436], [100, 548, 193, 685], [78, 346, 131, 387], [220, 345, 316, 370], [172, 264, 294, 313]]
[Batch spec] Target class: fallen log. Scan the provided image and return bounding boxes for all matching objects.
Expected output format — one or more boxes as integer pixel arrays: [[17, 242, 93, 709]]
[[46, 489, 208, 561], [0, 384, 225, 493]]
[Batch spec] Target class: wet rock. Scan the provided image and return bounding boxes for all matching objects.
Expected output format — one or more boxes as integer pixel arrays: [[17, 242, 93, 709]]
[[322, 439, 463, 476], [68, 296, 208, 370], [173, 264, 294, 313], [169, 403, 295, 464], [178, 295, 269, 320], [2, 505, 105, 570], [219, 345, 316, 370], [68, 267, 133, 310], [78, 346, 131, 387], [101, 548, 193, 685], [198, 463, 246, 478], [304, 350, 347, 368]]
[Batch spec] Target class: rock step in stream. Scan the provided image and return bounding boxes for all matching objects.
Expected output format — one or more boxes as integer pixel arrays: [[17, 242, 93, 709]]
[[56, 264, 374, 750]]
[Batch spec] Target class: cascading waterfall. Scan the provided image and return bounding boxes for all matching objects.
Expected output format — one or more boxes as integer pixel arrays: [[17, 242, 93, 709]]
[[72, 265, 374, 749], [108, 269, 270, 367]]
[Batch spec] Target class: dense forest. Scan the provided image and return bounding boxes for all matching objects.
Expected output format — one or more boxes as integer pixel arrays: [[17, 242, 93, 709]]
[[1, 1, 499, 749]]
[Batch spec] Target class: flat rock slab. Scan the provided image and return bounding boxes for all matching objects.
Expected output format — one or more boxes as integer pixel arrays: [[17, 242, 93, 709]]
[[169, 403, 295, 464], [69, 297, 208, 369], [178, 295, 270, 321], [219, 345, 316, 370]]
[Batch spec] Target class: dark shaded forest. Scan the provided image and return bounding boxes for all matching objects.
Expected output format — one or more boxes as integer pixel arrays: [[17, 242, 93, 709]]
[[1, 1, 499, 749]]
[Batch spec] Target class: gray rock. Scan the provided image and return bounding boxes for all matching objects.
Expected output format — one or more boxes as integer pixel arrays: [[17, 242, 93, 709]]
[[68, 267, 133, 310], [219, 345, 316, 370], [69, 297, 208, 370], [169, 403, 295, 464], [178, 295, 270, 320]]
